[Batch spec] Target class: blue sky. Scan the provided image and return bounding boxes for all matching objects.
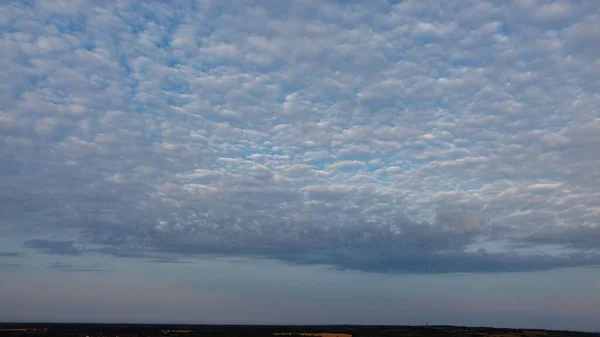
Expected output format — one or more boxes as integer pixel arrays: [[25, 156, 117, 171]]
[[1, 0, 600, 331]]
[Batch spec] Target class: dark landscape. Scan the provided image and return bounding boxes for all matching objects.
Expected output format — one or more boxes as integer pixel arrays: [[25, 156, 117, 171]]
[[1, 324, 598, 337]]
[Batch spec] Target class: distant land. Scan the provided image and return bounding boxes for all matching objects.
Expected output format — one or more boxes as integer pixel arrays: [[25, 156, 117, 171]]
[[0, 324, 598, 337]]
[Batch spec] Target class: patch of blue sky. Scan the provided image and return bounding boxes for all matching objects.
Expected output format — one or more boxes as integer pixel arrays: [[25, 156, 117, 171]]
[[167, 55, 182, 68], [161, 76, 191, 94], [165, 95, 190, 108], [458, 182, 483, 191], [432, 100, 448, 110], [119, 53, 133, 73], [305, 157, 337, 170], [393, 160, 415, 170], [54, 17, 87, 35]]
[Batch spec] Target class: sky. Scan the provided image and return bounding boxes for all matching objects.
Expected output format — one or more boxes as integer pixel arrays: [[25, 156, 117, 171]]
[[1, 0, 600, 331]]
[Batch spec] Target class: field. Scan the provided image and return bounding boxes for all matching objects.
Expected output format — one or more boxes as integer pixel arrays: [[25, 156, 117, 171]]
[[0, 324, 595, 337], [274, 333, 352, 337]]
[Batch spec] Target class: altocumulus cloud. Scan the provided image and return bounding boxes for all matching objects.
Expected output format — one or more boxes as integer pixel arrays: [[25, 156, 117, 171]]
[[1, 0, 600, 274]]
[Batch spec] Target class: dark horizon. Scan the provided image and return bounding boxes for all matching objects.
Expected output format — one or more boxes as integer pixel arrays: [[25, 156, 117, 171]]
[[1, 323, 599, 336], [0, 322, 599, 334]]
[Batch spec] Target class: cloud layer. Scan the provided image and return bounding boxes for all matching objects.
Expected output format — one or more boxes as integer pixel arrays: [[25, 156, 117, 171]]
[[1, 0, 600, 273]]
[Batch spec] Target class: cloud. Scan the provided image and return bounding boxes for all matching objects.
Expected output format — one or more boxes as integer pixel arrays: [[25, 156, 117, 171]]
[[49, 262, 114, 273], [24, 240, 83, 256], [434, 211, 485, 234], [0, 263, 21, 269], [521, 226, 600, 251], [3, 0, 600, 274], [0, 252, 24, 257]]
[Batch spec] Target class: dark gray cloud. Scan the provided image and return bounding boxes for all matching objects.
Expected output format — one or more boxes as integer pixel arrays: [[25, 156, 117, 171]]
[[49, 262, 113, 273], [0, 252, 24, 257], [521, 226, 600, 251], [17, 213, 596, 274], [24, 240, 83, 256]]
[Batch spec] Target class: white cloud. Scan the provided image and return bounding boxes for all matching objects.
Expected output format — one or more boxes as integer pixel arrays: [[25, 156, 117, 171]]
[[2, 0, 600, 274]]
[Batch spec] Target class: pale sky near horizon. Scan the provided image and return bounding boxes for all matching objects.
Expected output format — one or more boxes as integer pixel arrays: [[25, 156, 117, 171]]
[[1, 0, 600, 331]]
